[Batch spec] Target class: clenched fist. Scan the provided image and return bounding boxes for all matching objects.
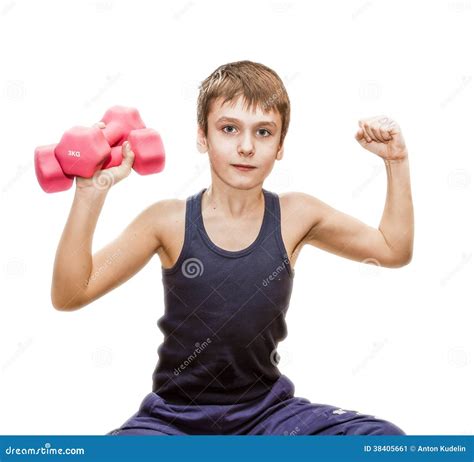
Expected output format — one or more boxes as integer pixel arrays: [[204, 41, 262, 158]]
[[355, 115, 408, 162]]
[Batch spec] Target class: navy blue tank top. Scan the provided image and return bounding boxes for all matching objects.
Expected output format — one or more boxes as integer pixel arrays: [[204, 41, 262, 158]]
[[152, 187, 295, 405]]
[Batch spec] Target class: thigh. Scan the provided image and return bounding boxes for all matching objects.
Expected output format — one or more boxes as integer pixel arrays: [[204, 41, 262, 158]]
[[107, 427, 170, 436], [106, 392, 186, 436], [248, 395, 405, 436]]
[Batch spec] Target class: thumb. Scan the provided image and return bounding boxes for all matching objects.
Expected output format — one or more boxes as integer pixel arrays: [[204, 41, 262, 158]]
[[122, 141, 135, 167]]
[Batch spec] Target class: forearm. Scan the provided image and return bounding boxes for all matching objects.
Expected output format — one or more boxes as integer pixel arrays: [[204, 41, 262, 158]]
[[51, 186, 109, 309], [378, 154, 414, 263]]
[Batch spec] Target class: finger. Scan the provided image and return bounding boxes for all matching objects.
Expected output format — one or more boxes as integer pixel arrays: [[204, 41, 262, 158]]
[[364, 123, 381, 143], [377, 116, 397, 140], [122, 141, 135, 167], [355, 128, 367, 143], [378, 127, 392, 141], [371, 125, 387, 143], [358, 120, 372, 143], [374, 118, 392, 141]]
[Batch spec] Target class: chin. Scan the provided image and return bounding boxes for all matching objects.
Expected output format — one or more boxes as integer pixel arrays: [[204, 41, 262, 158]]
[[230, 179, 264, 191], [212, 166, 265, 190], [218, 177, 259, 191]]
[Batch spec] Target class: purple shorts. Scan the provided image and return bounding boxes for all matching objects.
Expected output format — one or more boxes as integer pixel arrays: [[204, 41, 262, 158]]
[[107, 374, 405, 436]]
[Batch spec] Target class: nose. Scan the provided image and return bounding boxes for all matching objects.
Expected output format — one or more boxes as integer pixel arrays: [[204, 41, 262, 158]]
[[238, 130, 254, 157]]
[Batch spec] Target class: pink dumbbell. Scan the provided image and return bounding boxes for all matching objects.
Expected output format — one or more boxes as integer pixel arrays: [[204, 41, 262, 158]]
[[34, 107, 165, 193], [101, 129, 165, 174], [34, 144, 75, 193]]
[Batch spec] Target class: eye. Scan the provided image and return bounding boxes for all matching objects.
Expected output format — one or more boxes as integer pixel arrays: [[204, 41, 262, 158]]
[[258, 128, 272, 137], [222, 125, 237, 134]]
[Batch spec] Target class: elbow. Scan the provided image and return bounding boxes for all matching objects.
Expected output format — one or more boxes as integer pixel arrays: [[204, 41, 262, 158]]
[[51, 298, 75, 311], [399, 247, 414, 266], [51, 278, 88, 311], [51, 290, 65, 311], [388, 251, 413, 268], [51, 292, 84, 312]]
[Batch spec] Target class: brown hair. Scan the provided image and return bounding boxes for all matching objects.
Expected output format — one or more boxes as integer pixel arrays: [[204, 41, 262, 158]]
[[197, 60, 291, 144]]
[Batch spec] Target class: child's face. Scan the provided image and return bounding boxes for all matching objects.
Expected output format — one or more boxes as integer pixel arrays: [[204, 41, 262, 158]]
[[197, 95, 284, 190]]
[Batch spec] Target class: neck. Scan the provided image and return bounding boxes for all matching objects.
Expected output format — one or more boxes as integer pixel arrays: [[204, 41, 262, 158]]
[[203, 180, 264, 219]]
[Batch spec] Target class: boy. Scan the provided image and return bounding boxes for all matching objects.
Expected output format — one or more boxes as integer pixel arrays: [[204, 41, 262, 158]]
[[52, 60, 413, 435]]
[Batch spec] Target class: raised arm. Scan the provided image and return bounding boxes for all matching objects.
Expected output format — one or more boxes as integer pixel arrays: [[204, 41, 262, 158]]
[[51, 141, 165, 311], [51, 195, 165, 311], [301, 115, 414, 268]]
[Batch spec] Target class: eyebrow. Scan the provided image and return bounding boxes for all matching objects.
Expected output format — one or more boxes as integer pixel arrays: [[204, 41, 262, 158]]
[[215, 116, 277, 128]]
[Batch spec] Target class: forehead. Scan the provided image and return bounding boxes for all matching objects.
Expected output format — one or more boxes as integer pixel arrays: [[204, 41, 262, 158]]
[[208, 96, 281, 125]]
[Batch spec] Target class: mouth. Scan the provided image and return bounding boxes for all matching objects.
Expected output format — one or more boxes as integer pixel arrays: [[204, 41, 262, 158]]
[[231, 164, 257, 172]]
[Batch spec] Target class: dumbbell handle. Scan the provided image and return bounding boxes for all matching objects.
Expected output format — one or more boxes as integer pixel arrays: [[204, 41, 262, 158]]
[[101, 128, 165, 175], [101, 121, 125, 146]]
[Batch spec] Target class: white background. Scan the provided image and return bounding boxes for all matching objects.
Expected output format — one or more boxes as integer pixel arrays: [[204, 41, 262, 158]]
[[0, 0, 473, 436]]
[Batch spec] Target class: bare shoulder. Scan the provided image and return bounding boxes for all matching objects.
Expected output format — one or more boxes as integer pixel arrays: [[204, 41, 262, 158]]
[[277, 191, 324, 241], [140, 198, 186, 251], [274, 191, 326, 267]]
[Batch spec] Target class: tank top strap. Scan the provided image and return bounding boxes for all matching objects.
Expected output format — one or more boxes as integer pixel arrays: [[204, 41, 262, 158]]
[[188, 188, 206, 226], [260, 188, 279, 235], [261, 189, 294, 276]]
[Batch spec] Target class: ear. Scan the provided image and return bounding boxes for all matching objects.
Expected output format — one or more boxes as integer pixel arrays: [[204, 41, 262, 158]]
[[196, 126, 208, 153], [276, 144, 284, 161]]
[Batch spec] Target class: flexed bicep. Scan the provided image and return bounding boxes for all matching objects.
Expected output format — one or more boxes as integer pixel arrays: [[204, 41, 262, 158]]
[[298, 193, 406, 268]]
